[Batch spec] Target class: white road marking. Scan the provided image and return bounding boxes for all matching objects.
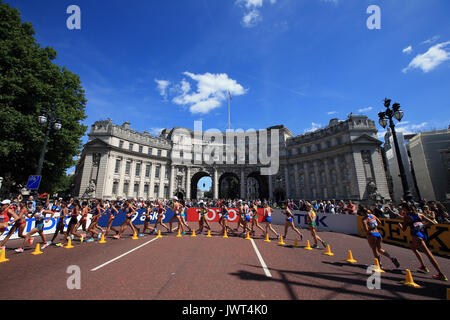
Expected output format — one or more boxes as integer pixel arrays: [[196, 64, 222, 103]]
[[250, 238, 272, 278], [91, 237, 159, 271]]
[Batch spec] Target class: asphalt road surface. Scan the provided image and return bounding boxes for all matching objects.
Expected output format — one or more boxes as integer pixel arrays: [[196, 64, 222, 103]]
[[1, 223, 449, 300]]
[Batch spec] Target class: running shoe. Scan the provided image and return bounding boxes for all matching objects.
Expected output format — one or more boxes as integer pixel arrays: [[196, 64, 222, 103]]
[[41, 243, 49, 249], [181, 232, 186, 235], [418, 266, 430, 273], [391, 257, 400, 268], [55, 243, 63, 247], [0, 246, 5, 251], [28, 238, 34, 246], [86, 238, 94, 243], [321, 240, 328, 249], [97, 233, 102, 239], [432, 274, 448, 281], [113, 234, 120, 239], [139, 233, 145, 237], [311, 243, 318, 248], [80, 236, 84, 243], [15, 248, 24, 253]]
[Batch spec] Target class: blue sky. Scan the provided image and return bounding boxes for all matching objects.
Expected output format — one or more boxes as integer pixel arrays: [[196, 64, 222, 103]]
[[6, 0, 450, 150]]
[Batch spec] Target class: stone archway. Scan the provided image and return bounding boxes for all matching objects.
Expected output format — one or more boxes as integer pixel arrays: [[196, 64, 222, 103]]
[[219, 172, 240, 199], [190, 171, 211, 200], [247, 171, 269, 200]]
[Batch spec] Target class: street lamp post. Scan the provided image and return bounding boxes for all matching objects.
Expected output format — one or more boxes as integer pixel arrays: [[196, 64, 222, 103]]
[[378, 98, 413, 202], [36, 107, 62, 177]]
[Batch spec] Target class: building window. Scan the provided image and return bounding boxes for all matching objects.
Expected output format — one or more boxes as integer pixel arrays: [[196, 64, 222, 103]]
[[180, 150, 184, 159], [165, 167, 169, 179], [135, 163, 141, 177], [155, 165, 160, 178], [178, 167, 183, 173], [112, 181, 118, 195], [119, 140, 124, 148], [148, 147, 152, 155], [316, 144, 322, 151], [114, 159, 121, 174], [139, 145, 143, 153], [145, 164, 151, 177], [129, 143, 134, 151], [327, 141, 332, 149], [144, 184, 149, 197], [157, 149, 162, 157], [307, 146, 312, 153], [133, 183, 139, 198], [125, 162, 131, 175], [123, 182, 129, 195], [164, 186, 169, 199], [154, 184, 159, 196]]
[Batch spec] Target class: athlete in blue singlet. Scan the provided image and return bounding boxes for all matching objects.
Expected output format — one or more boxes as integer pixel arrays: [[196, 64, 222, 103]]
[[361, 205, 399, 269], [399, 203, 447, 281]]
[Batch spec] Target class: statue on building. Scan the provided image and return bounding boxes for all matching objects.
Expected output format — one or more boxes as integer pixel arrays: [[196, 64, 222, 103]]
[[83, 179, 96, 199], [366, 180, 381, 202]]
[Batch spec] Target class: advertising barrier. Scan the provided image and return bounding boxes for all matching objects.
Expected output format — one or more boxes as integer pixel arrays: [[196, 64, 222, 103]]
[[271, 210, 359, 235], [357, 216, 450, 256], [186, 208, 264, 223]]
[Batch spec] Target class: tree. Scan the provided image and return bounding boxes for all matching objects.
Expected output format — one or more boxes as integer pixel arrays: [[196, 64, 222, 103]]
[[0, 1, 87, 193]]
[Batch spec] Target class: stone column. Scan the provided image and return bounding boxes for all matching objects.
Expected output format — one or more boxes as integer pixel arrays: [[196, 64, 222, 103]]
[[128, 160, 135, 199], [313, 160, 320, 199], [149, 162, 156, 199], [169, 165, 176, 199], [138, 161, 145, 200], [213, 168, 219, 200], [186, 167, 191, 200], [117, 157, 127, 198], [334, 157, 342, 199], [103, 153, 116, 199], [303, 162, 311, 199], [78, 153, 93, 198], [159, 164, 166, 199], [345, 153, 359, 199], [294, 164, 300, 199]]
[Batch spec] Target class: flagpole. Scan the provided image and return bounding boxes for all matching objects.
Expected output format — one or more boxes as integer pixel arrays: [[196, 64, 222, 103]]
[[228, 91, 231, 130]]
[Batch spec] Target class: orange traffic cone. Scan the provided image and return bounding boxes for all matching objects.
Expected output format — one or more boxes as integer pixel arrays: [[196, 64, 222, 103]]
[[0, 248, 9, 263], [323, 245, 334, 256], [264, 233, 271, 243], [206, 230, 212, 238], [65, 238, 74, 249], [191, 229, 197, 237], [373, 258, 385, 273], [156, 230, 162, 238], [400, 269, 421, 288], [278, 236, 286, 246], [31, 243, 43, 255], [304, 240, 313, 250], [132, 232, 139, 240], [346, 250, 357, 264], [223, 230, 228, 238], [176, 229, 182, 238], [294, 238, 299, 248], [245, 232, 251, 240]]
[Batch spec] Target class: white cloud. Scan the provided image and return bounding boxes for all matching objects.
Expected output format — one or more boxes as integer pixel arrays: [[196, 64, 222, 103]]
[[327, 111, 338, 115], [304, 122, 322, 133], [403, 41, 450, 73], [236, 0, 277, 28], [358, 106, 373, 113], [402, 46, 413, 54], [377, 122, 429, 138], [149, 127, 164, 136], [172, 72, 247, 114], [155, 79, 170, 99], [421, 35, 440, 45]]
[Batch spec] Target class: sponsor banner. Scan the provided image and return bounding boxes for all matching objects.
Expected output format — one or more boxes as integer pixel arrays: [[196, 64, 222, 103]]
[[357, 216, 450, 256], [186, 208, 265, 223], [0, 209, 176, 241], [271, 210, 358, 235]]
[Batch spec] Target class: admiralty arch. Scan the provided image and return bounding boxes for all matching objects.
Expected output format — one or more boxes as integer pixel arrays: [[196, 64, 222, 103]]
[[73, 115, 391, 202]]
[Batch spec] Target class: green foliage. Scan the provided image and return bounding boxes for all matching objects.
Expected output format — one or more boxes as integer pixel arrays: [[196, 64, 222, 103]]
[[0, 1, 87, 192]]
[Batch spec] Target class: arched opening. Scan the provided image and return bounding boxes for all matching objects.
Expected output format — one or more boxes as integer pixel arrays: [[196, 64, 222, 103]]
[[176, 191, 185, 201], [247, 171, 269, 201], [219, 172, 240, 199], [191, 171, 212, 199]]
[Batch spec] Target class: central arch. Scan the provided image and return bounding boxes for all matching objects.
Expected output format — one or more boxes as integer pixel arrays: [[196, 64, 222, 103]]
[[219, 172, 240, 199], [191, 171, 211, 200], [247, 171, 269, 201]]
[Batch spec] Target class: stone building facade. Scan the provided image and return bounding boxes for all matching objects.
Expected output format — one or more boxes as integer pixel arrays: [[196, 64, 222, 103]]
[[73, 115, 390, 202]]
